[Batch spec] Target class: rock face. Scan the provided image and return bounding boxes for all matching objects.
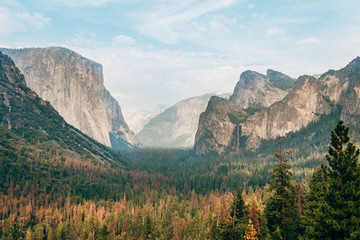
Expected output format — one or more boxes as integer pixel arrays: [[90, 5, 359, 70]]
[[0, 51, 124, 165], [194, 96, 247, 155], [1, 47, 141, 151], [229, 70, 295, 109], [138, 93, 229, 148], [241, 58, 360, 149], [194, 70, 295, 155], [241, 75, 332, 148], [195, 57, 360, 155]]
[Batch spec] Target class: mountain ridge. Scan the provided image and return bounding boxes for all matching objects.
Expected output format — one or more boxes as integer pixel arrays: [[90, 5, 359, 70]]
[[0, 50, 125, 165], [1, 47, 141, 151], [195, 69, 295, 154], [194, 57, 360, 155]]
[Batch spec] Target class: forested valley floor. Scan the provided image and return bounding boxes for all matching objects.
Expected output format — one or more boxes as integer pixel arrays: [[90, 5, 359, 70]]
[[1, 121, 360, 239]]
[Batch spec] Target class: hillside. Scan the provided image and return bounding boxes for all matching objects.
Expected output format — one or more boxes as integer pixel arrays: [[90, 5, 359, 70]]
[[1, 47, 141, 152], [0, 50, 129, 198]]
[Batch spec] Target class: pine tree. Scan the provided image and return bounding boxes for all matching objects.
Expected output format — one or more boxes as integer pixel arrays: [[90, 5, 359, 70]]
[[143, 215, 153, 239], [264, 137, 298, 240], [302, 165, 330, 239], [217, 187, 248, 240], [249, 198, 260, 239], [271, 227, 283, 240], [303, 121, 360, 239], [98, 223, 110, 240]]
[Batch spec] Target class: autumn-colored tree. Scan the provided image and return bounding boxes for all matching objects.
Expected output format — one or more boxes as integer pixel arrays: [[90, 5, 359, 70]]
[[249, 198, 260, 238], [244, 219, 258, 240]]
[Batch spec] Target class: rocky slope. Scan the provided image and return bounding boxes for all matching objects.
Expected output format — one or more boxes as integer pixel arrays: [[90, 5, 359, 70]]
[[1, 47, 141, 151], [195, 70, 295, 155], [195, 57, 360, 155], [138, 93, 230, 148], [242, 57, 360, 148], [0, 50, 125, 165]]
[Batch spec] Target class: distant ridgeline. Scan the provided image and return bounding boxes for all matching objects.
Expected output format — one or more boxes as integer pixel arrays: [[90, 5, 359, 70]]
[[195, 57, 360, 156]]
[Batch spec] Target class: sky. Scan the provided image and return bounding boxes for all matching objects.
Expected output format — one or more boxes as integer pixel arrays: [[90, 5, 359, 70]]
[[1, 0, 360, 114]]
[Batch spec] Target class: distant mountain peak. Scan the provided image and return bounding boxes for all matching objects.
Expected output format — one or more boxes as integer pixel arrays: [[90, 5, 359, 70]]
[[238, 70, 266, 87], [229, 69, 294, 109], [343, 56, 360, 71]]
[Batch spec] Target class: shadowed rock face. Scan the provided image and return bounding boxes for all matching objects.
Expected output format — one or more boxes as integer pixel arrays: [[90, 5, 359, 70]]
[[194, 96, 248, 155], [194, 70, 295, 155], [1, 47, 141, 151], [0, 51, 124, 164], [195, 57, 360, 155]]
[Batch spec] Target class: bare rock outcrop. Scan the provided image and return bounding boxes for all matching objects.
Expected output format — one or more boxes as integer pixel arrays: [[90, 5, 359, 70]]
[[194, 96, 247, 155], [194, 69, 295, 155], [1, 47, 141, 151], [195, 57, 360, 155]]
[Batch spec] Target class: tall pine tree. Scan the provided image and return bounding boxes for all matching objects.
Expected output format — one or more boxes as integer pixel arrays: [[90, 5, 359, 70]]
[[264, 137, 298, 240], [216, 187, 249, 240], [303, 121, 360, 239]]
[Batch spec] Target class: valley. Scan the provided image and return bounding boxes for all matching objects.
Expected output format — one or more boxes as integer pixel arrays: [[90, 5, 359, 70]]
[[1, 47, 360, 239]]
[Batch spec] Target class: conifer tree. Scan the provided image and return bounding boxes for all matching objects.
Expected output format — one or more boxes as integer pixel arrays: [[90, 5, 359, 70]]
[[301, 165, 329, 239], [217, 187, 248, 240], [303, 121, 360, 239], [249, 198, 260, 239], [264, 137, 298, 240], [144, 215, 153, 239]]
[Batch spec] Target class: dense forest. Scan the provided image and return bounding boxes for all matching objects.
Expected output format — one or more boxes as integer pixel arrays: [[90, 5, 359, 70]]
[[1, 121, 359, 239]]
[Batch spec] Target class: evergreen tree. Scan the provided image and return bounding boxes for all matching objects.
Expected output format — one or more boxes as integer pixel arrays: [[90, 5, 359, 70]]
[[98, 223, 110, 240], [249, 198, 260, 239], [218, 187, 249, 240], [264, 138, 298, 240], [303, 121, 360, 239], [144, 215, 153, 239], [301, 165, 330, 239]]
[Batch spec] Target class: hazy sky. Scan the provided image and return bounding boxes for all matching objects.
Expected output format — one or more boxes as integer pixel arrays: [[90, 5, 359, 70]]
[[1, 0, 360, 112]]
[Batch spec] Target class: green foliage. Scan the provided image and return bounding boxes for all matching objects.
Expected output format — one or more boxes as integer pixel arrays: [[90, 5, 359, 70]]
[[303, 121, 360, 239], [214, 188, 249, 240], [264, 145, 299, 240]]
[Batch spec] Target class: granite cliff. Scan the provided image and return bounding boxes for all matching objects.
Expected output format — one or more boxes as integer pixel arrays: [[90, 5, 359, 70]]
[[195, 57, 360, 155], [229, 70, 294, 109], [1, 47, 141, 151], [242, 57, 360, 148], [194, 69, 295, 155], [0, 50, 124, 165], [194, 96, 247, 154]]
